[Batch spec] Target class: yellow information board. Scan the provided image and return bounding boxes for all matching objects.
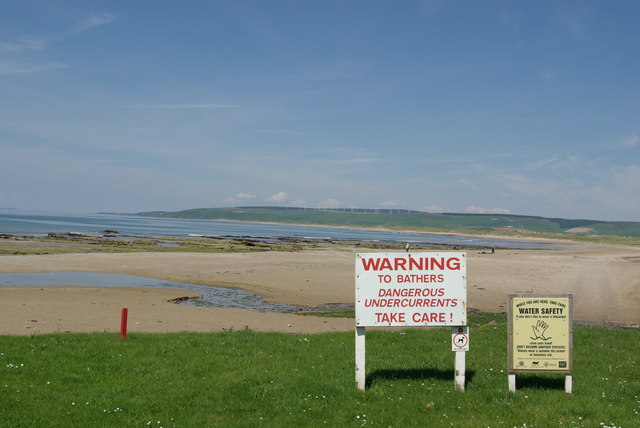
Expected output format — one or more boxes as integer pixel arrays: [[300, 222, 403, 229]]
[[508, 294, 573, 373]]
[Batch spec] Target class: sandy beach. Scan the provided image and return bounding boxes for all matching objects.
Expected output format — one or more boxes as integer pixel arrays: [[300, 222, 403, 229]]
[[0, 241, 638, 335]]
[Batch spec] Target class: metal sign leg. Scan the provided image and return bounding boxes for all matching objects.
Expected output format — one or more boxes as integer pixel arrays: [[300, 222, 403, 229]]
[[454, 351, 466, 391], [355, 327, 366, 390]]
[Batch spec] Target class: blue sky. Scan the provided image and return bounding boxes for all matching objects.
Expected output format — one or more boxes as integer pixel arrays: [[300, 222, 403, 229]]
[[1, 1, 638, 221]]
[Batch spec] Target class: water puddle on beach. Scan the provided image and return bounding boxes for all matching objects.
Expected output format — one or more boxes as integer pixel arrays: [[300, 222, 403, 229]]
[[0, 272, 348, 313]]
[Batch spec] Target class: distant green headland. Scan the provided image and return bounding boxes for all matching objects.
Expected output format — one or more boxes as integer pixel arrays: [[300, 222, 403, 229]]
[[134, 207, 640, 240]]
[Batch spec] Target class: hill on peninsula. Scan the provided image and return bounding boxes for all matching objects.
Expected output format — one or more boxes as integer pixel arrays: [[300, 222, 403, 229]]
[[134, 207, 640, 238]]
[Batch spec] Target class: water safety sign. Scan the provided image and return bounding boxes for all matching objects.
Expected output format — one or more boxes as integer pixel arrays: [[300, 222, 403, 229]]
[[508, 294, 573, 373]]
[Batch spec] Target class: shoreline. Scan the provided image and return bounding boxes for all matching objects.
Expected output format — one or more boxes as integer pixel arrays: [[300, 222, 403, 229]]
[[5, 210, 634, 249], [174, 216, 573, 244]]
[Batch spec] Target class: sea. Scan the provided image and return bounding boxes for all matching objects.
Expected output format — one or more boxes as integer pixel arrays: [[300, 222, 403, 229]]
[[0, 208, 551, 249], [0, 208, 552, 311]]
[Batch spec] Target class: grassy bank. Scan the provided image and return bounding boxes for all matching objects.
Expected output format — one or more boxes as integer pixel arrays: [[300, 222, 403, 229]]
[[1, 314, 637, 427], [136, 206, 640, 240]]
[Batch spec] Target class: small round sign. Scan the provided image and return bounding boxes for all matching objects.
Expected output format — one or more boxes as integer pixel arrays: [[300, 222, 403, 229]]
[[452, 333, 469, 349]]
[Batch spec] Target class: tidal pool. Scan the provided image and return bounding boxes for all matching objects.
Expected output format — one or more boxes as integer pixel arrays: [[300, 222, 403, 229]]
[[0, 272, 336, 313]]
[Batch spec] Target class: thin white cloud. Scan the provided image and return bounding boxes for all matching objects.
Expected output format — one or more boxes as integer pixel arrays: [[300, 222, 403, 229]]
[[223, 196, 240, 204], [0, 61, 69, 75], [526, 155, 581, 171], [379, 201, 397, 207], [457, 178, 477, 190], [526, 156, 560, 170], [469, 162, 489, 172], [0, 13, 115, 75], [465, 205, 511, 215], [128, 103, 240, 109], [267, 191, 288, 203], [0, 36, 46, 52], [610, 164, 640, 195], [76, 13, 116, 31], [308, 157, 379, 166], [257, 129, 307, 135], [422, 204, 444, 213], [235, 192, 256, 199], [583, 165, 640, 219], [613, 135, 639, 150], [502, 174, 575, 201], [223, 192, 256, 204]]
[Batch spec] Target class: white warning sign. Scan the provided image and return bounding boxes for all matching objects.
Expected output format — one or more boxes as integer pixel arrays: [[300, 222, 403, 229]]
[[355, 252, 467, 327]]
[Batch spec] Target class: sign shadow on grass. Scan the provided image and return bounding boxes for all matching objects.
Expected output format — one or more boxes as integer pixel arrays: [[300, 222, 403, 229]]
[[515, 375, 565, 391], [366, 367, 476, 388]]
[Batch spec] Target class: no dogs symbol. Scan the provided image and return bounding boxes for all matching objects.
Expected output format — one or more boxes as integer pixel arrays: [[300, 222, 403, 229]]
[[451, 326, 469, 351]]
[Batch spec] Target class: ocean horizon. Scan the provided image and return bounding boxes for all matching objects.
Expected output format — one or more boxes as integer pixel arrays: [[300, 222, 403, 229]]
[[0, 208, 552, 249]]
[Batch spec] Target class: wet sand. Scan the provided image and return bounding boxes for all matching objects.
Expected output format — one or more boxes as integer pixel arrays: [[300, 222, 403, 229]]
[[0, 241, 638, 335]]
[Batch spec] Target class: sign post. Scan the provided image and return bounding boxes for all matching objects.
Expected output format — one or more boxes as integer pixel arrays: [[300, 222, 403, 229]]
[[120, 307, 128, 341], [355, 252, 467, 390], [452, 326, 469, 391], [355, 326, 366, 390], [507, 294, 573, 393]]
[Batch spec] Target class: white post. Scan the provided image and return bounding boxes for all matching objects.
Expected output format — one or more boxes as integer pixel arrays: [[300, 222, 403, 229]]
[[565, 374, 573, 394], [508, 373, 516, 392], [355, 327, 366, 390], [454, 351, 466, 391]]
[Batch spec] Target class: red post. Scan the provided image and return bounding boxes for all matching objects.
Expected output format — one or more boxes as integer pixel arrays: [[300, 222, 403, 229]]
[[120, 308, 128, 341]]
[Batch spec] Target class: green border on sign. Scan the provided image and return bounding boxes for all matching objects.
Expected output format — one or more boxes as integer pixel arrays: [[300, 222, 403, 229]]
[[507, 293, 573, 374]]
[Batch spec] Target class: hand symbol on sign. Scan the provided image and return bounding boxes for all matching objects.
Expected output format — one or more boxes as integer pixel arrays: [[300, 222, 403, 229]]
[[530, 320, 551, 341]]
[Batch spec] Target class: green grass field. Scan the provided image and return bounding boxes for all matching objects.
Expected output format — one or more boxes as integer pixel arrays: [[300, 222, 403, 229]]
[[1, 314, 637, 427]]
